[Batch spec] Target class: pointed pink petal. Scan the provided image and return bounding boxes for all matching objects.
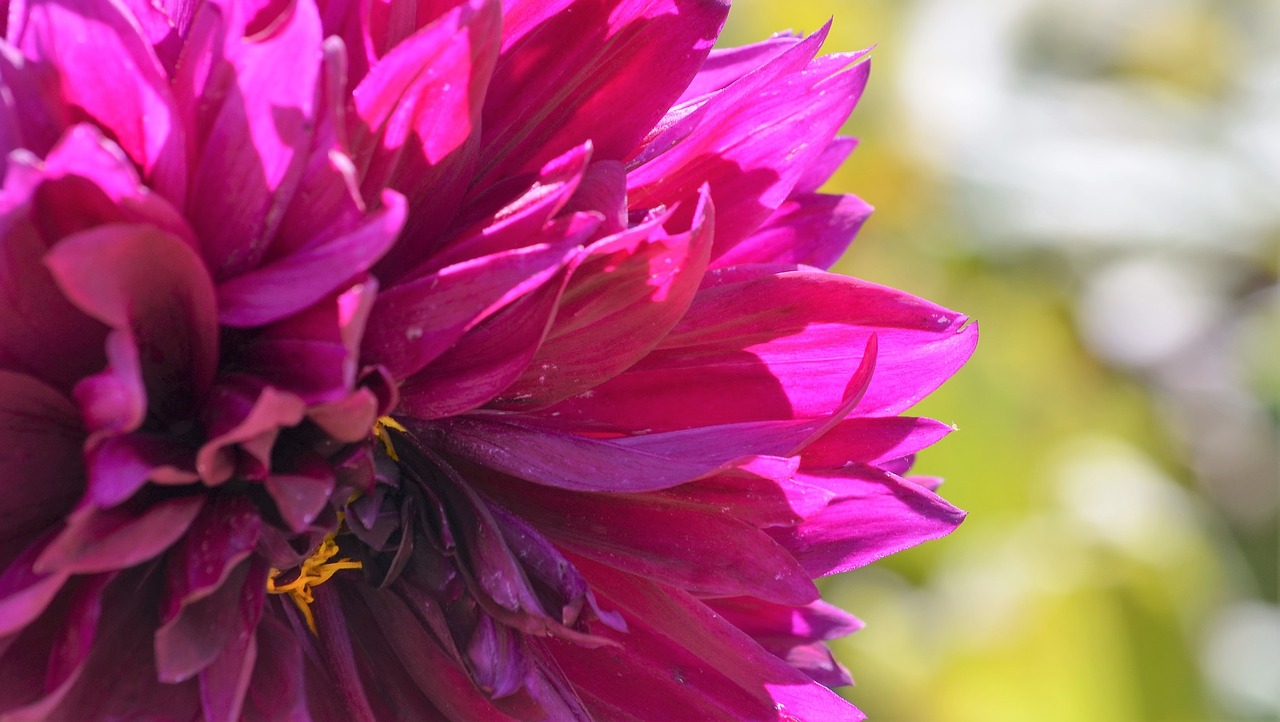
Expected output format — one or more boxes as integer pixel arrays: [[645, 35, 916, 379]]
[[707, 597, 861, 686], [677, 34, 802, 103], [552, 558, 865, 721], [629, 30, 870, 262], [770, 466, 966, 577], [351, 0, 500, 251], [715, 192, 871, 271], [478, 0, 728, 183], [794, 136, 858, 194], [800, 416, 954, 469], [547, 271, 976, 431]]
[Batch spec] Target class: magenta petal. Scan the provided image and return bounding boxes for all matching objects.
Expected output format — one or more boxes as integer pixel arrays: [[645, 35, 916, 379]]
[[362, 214, 592, 380], [801, 416, 954, 469], [715, 192, 871, 271], [197, 381, 307, 484], [351, 0, 500, 251], [793, 136, 858, 194], [553, 558, 865, 721], [160, 495, 262, 627], [0, 533, 69, 637], [44, 223, 220, 421], [498, 187, 714, 408], [86, 433, 198, 508], [548, 271, 975, 430], [195, 558, 266, 722], [0, 188, 109, 393], [11, 0, 187, 203], [397, 266, 568, 418], [482, 477, 819, 605], [154, 557, 253, 683], [180, 0, 321, 279], [265, 453, 336, 532], [240, 614, 308, 722], [707, 597, 861, 686], [35, 495, 205, 575], [478, 0, 728, 183], [677, 34, 801, 103], [216, 190, 405, 327], [629, 31, 870, 261], [425, 413, 790, 493], [771, 466, 966, 577]]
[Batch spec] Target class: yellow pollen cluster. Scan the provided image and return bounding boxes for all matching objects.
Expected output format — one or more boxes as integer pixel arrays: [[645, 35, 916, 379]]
[[373, 415, 407, 461], [267, 533, 362, 635]]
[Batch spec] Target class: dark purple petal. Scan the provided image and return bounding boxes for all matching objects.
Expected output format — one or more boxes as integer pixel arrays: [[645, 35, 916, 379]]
[[35, 495, 205, 576], [479, 474, 819, 605], [0, 371, 83, 548], [44, 223, 220, 425]]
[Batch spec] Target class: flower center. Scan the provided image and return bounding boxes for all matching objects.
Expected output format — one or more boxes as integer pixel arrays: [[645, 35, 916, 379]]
[[267, 529, 362, 635]]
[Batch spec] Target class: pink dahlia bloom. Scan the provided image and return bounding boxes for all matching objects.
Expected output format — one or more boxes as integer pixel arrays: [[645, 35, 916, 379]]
[[0, 0, 976, 720]]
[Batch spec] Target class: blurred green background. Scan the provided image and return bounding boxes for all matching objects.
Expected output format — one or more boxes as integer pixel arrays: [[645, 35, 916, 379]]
[[720, 1, 1280, 720]]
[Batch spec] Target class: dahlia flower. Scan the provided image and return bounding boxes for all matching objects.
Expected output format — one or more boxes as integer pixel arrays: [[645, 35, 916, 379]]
[[0, 0, 976, 719]]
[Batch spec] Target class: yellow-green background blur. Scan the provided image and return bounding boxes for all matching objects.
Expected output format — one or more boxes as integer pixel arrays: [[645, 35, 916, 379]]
[[721, 1, 1279, 720]]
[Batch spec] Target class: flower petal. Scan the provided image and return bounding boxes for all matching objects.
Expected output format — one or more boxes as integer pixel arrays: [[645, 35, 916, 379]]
[[769, 466, 966, 577], [546, 270, 976, 430], [10, 0, 187, 203], [44, 223, 220, 424], [478, 0, 728, 183], [179, 0, 321, 278], [715, 191, 871, 271], [35, 495, 205, 576], [629, 28, 870, 262], [497, 186, 714, 408]]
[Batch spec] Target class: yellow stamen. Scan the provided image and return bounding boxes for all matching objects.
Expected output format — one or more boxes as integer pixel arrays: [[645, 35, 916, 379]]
[[372, 415, 407, 461], [267, 531, 362, 635]]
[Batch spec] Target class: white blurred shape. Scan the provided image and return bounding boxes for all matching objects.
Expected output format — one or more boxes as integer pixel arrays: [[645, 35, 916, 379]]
[[1077, 257, 1223, 368], [1201, 602, 1280, 717]]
